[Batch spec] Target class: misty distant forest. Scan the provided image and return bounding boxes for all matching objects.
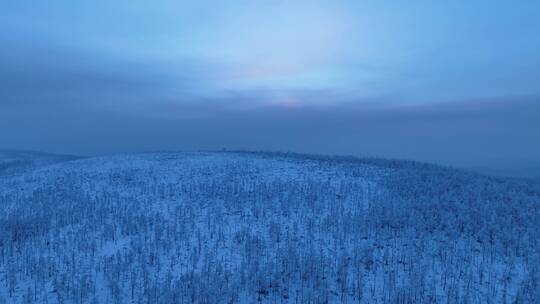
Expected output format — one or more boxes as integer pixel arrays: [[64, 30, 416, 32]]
[[0, 151, 538, 303]]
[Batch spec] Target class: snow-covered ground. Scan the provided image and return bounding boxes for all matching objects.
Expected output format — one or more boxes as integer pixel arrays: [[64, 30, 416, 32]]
[[0, 151, 538, 303]]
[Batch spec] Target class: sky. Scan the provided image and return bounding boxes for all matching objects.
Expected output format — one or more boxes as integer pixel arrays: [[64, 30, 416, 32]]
[[1, 0, 539, 173]]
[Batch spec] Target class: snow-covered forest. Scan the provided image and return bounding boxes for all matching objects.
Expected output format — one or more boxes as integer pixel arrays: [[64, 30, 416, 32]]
[[0, 151, 539, 303]]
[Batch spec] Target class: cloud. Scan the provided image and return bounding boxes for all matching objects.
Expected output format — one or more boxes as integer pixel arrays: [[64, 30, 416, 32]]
[[1, 39, 539, 171], [0, 43, 162, 107], [2, 64, 539, 171]]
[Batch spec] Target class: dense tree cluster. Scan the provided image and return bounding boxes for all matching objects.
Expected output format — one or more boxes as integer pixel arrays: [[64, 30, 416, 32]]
[[0, 152, 539, 303]]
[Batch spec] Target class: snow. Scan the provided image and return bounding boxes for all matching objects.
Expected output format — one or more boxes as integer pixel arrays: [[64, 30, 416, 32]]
[[0, 151, 539, 303]]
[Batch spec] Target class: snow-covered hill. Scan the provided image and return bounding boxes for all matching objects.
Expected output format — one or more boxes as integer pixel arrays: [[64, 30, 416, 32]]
[[0, 151, 538, 303], [0, 150, 80, 177]]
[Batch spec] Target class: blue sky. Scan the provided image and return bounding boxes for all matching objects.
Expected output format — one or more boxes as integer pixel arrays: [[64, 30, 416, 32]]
[[1, 1, 539, 171]]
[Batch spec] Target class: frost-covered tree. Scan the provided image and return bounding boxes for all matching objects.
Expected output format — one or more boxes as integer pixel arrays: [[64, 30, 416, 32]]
[[0, 151, 538, 303]]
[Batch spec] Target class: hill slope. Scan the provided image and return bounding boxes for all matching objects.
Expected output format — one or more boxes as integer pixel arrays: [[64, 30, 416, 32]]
[[0, 150, 81, 177], [0, 152, 539, 303]]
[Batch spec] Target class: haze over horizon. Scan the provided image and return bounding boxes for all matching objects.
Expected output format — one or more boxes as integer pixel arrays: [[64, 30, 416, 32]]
[[1, 0, 539, 172]]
